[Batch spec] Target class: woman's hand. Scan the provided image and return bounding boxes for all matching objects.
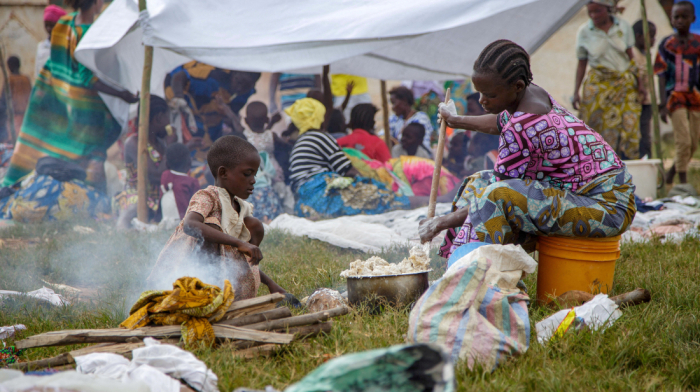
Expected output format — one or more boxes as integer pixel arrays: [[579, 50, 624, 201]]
[[438, 100, 458, 129], [419, 216, 443, 243], [238, 242, 263, 265], [572, 91, 581, 110]]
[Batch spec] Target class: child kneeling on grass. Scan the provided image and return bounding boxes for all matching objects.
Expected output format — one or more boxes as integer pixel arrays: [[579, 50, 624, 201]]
[[147, 135, 289, 301]]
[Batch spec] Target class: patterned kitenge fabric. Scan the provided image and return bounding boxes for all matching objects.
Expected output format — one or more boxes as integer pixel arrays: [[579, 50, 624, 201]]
[[1, 13, 120, 187], [114, 142, 163, 220], [120, 277, 234, 346], [0, 173, 110, 223], [496, 93, 622, 192], [579, 66, 641, 159], [390, 155, 460, 197], [294, 171, 410, 219], [654, 33, 700, 113], [439, 168, 636, 259]]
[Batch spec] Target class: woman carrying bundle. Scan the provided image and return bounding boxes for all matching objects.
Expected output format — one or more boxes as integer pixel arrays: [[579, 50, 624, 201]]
[[419, 40, 636, 260]]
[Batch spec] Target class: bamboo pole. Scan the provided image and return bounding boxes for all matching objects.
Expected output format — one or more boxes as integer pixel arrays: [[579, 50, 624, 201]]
[[641, 0, 662, 162], [0, 44, 16, 143], [136, 0, 154, 223], [426, 88, 451, 219], [380, 80, 391, 148]]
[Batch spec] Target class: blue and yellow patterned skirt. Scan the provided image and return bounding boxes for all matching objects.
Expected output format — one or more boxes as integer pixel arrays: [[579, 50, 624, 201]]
[[294, 171, 410, 219]]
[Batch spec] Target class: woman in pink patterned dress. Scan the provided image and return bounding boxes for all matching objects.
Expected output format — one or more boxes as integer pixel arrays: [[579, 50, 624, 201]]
[[419, 40, 636, 261]]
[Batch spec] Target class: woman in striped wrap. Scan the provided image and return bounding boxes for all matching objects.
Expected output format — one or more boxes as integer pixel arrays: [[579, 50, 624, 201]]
[[1, 0, 138, 189]]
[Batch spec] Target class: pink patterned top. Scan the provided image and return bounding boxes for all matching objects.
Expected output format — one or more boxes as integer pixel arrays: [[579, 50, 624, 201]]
[[495, 95, 622, 192]]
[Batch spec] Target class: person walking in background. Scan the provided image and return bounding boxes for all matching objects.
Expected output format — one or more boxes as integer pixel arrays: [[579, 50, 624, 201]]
[[388, 86, 433, 153], [1, 57, 31, 142], [1, 0, 139, 189], [655, 1, 700, 185], [632, 19, 656, 159], [573, 0, 642, 160], [35, 5, 66, 77]]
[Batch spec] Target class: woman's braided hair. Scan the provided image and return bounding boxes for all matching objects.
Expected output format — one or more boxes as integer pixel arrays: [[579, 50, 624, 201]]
[[473, 40, 533, 86], [349, 103, 378, 132]]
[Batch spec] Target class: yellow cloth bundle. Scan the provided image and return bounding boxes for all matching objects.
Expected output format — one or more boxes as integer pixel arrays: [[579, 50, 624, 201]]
[[284, 97, 326, 134], [120, 277, 235, 346]]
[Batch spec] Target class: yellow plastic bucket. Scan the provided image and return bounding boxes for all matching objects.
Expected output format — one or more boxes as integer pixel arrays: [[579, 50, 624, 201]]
[[536, 236, 620, 303]]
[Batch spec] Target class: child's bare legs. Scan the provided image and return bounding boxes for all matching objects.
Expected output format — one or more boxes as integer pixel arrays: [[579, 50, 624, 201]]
[[669, 108, 700, 184]]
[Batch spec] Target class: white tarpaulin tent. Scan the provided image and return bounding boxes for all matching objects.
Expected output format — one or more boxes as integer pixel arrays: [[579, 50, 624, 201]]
[[75, 0, 586, 127]]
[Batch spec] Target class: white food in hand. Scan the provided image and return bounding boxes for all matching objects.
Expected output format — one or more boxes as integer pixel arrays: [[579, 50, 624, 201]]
[[340, 246, 431, 277]]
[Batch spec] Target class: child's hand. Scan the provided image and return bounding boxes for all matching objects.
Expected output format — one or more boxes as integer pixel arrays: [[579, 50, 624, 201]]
[[346, 81, 355, 95], [239, 242, 263, 265], [659, 106, 668, 124]]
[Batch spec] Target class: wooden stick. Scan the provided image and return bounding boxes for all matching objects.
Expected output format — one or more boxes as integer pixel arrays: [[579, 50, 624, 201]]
[[0, 44, 16, 143], [15, 326, 182, 349], [15, 323, 292, 349], [427, 88, 451, 219], [212, 325, 293, 344], [221, 293, 286, 320], [381, 80, 391, 148], [11, 353, 73, 371], [641, 0, 663, 163], [136, 0, 154, 223], [285, 321, 332, 340], [217, 307, 292, 327], [245, 306, 348, 331], [549, 288, 651, 309], [232, 343, 283, 359]]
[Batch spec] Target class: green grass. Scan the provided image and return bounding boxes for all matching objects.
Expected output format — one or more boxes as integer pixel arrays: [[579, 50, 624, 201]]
[[1, 218, 699, 391]]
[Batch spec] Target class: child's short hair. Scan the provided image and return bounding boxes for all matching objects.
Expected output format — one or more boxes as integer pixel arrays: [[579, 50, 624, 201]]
[[470, 132, 499, 156], [207, 135, 259, 177], [166, 143, 191, 172], [7, 56, 20, 73], [404, 123, 426, 141], [675, 1, 695, 15], [632, 20, 656, 36], [473, 39, 533, 86]]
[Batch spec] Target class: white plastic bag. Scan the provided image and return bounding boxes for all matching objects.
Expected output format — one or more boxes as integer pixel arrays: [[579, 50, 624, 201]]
[[536, 294, 622, 343]]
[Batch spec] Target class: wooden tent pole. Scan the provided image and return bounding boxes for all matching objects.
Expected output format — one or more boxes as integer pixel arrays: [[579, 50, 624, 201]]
[[0, 44, 16, 143], [427, 88, 451, 219], [641, 0, 663, 162], [136, 0, 154, 223], [380, 80, 391, 148]]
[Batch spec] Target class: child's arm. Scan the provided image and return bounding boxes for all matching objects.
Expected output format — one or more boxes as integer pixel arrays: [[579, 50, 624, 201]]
[[244, 216, 264, 246], [183, 211, 262, 263]]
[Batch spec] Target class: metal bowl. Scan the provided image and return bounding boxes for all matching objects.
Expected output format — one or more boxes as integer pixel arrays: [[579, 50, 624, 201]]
[[346, 270, 431, 311]]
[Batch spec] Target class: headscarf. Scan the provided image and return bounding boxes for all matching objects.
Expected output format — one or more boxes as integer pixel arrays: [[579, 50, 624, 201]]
[[284, 98, 326, 135], [44, 5, 67, 23]]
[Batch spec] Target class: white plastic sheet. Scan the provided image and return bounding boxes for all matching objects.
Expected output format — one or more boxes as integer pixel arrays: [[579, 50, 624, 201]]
[[0, 287, 69, 306], [269, 203, 452, 252], [75, 0, 587, 128], [76, 338, 219, 392]]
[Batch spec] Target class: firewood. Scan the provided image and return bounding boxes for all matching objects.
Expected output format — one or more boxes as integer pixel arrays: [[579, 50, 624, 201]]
[[220, 293, 286, 320], [217, 307, 292, 327], [15, 324, 292, 349], [245, 306, 348, 331], [11, 353, 73, 371], [611, 288, 651, 307], [232, 344, 283, 359], [549, 288, 651, 309], [285, 321, 332, 340]]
